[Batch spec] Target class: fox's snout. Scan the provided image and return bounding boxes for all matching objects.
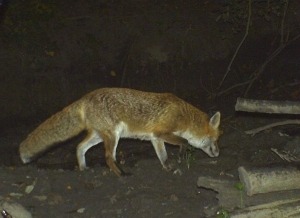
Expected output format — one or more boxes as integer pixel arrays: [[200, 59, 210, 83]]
[[201, 142, 219, 158], [210, 146, 219, 157]]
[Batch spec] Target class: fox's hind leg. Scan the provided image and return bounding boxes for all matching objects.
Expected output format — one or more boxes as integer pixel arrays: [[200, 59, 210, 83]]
[[100, 131, 124, 177], [76, 130, 102, 170], [77, 129, 102, 170]]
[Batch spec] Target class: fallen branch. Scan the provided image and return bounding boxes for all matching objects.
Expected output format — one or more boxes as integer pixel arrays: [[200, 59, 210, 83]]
[[197, 174, 300, 210], [230, 198, 300, 218], [244, 120, 300, 135]]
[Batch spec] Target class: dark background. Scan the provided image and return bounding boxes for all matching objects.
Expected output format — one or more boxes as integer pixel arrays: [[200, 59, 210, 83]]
[[1, 0, 299, 130]]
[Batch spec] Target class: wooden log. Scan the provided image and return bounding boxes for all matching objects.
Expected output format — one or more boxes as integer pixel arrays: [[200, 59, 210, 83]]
[[198, 170, 300, 210], [230, 199, 300, 218], [238, 166, 300, 196], [235, 98, 300, 114]]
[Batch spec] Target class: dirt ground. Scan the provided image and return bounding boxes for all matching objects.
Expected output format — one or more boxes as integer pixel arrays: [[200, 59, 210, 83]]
[[0, 1, 300, 218]]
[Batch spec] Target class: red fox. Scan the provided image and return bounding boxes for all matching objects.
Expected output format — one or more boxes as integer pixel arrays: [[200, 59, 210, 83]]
[[19, 88, 221, 176]]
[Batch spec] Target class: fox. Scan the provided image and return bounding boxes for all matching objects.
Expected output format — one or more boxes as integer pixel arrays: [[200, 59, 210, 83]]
[[19, 88, 221, 176]]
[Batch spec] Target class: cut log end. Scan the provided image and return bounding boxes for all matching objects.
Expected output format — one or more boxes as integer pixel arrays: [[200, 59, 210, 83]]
[[238, 166, 300, 196]]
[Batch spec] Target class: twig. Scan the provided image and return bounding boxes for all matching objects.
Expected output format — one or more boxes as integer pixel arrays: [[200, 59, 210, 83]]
[[120, 37, 137, 87], [216, 79, 252, 97], [271, 148, 299, 162], [243, 32, 300, 96], [216, 0, 299, 97], [218, 0, 252, 90], [243, 44, 284, 96], [243, 0, 293, 96], [280, 0, 289, 44], [271, 81, 300, 93], [245, 120, 300, 136]]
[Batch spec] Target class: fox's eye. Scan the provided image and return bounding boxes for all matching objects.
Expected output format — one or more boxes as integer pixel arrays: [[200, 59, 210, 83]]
[[201, 138, 210, 147]]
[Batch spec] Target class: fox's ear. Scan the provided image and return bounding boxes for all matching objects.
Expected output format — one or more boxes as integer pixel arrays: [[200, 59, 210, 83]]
[[209, 112, 221, 130]]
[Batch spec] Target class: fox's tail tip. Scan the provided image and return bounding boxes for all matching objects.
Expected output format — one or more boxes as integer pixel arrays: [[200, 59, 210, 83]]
[[19, 148, 33, 164], [20, 154, 31, 164]]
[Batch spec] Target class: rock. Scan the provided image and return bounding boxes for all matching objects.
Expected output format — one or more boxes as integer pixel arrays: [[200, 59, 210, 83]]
[[0, 200, 32, 218]]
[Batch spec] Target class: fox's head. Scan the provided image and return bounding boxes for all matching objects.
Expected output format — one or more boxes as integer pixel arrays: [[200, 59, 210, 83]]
[[183, 111, 221, 157]]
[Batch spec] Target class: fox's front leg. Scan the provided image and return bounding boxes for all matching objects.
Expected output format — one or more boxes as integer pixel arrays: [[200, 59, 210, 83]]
[[151, 139, 173, 171], [155, 133, 189, 163]]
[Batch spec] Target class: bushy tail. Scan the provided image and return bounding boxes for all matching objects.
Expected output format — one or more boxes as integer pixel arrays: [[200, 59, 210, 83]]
[[19, 101, 85, 163]]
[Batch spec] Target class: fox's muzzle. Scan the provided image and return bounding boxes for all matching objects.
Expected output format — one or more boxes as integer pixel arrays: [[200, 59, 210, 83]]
[[202, 142, 219, 157], [211, 144, 219, 157]]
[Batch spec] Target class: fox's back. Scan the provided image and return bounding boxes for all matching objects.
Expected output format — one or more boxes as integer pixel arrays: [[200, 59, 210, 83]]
[[80, 88, 196, 131]]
